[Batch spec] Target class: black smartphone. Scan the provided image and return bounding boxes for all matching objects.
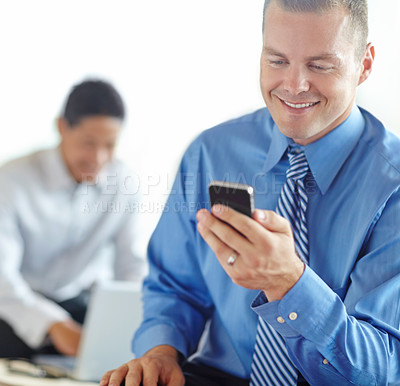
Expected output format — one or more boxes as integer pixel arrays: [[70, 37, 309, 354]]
[[208, 180, 255, 217]]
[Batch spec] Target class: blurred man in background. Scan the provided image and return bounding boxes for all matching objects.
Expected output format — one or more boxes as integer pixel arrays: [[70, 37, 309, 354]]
[[0, 79, 146, 358]]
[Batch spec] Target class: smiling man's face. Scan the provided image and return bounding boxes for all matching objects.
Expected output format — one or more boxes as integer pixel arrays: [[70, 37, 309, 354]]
[[58, 115, 122, 183], [260, 1, 372, 145]]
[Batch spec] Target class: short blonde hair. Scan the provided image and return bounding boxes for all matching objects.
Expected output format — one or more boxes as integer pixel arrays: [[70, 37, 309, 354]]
[[263, 0, 369, 60]]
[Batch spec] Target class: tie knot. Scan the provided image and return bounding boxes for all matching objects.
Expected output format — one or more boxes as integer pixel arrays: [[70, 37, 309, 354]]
[[287, 149, 309, 181]]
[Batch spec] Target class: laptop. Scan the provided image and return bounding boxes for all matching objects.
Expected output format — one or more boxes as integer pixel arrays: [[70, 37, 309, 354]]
[[33, 280, 143, 382]]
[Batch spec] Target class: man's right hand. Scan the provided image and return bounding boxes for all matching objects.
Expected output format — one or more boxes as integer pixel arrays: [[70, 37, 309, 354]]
[[48, 319, 82, 356], [99, 345, 185, 386]]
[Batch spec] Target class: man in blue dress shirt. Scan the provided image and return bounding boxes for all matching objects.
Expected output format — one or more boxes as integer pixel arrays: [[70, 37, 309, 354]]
[[102, 0, 400, 385]]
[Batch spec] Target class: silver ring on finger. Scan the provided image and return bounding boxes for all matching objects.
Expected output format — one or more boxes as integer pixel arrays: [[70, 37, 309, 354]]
[[227, 252, 238, 266]]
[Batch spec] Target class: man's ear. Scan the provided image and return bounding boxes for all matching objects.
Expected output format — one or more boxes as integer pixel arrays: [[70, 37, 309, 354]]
[[57, 117, 69, 137], [358, 43, 375, 86]]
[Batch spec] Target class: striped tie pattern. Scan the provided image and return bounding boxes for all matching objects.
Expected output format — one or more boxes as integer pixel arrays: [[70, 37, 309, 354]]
[[277, 149, 310, 263], [250, 148, 310, 386]]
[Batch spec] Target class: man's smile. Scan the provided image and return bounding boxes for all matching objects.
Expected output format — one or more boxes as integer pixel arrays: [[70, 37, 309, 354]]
[[280, 98, 320, 109]]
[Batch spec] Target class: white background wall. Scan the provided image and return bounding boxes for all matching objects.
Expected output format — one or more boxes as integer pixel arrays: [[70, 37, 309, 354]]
[[0, 0, 399, 239]]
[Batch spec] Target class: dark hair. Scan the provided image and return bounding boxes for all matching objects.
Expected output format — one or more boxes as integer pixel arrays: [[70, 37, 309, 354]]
[[62, 79, 125, 126], [263, 0, 369, 60]]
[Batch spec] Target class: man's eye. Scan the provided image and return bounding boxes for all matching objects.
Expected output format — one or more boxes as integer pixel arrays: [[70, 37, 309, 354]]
[[310, 64, 329, 71], [269, 60, 286, 66]]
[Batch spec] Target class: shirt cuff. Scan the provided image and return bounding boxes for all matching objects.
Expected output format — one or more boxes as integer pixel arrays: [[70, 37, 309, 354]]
[[132, 323, 189, 359], [251, 265, 338, 341], [15, 301, 70, 348]]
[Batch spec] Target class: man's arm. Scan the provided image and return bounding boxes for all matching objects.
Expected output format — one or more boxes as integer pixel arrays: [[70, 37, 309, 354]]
[[100, 142, 215, 385], [0, 195, 79, 352], [197, 194, 400, 385]]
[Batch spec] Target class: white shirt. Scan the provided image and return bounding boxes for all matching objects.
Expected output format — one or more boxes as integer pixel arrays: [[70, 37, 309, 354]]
[[0, 147, 146, 348]]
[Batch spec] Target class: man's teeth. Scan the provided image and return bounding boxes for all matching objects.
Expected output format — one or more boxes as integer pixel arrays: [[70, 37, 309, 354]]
[[284, 101, 317, 109]]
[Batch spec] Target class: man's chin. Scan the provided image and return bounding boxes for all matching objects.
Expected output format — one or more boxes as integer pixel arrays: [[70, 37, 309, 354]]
[[78, 171, 100, 183], [276, 124, 310, 139]]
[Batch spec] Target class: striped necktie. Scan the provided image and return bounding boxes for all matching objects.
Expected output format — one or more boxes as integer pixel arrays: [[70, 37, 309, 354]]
[[250, 148, 310, 386]]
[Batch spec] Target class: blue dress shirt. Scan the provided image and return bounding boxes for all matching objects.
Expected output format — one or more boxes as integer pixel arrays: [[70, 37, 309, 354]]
[[133, 106, 400, 385]]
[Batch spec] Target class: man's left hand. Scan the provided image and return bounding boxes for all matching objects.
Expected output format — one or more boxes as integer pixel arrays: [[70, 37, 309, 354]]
[[196, 205, 305, 301]]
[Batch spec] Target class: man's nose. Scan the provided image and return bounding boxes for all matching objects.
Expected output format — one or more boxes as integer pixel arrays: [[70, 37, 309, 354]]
[[94, 148, 110, 166], [283, 66, 310, 95]]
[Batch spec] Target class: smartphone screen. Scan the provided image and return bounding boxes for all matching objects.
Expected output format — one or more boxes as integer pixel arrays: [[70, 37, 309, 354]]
[[209, 181, 254, 217]]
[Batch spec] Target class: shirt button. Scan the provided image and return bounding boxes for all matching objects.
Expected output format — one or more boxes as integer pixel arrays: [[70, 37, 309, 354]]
[[289, 312, 298, 320], [323, 359, 329, 365], [277, 316, 285, 324]]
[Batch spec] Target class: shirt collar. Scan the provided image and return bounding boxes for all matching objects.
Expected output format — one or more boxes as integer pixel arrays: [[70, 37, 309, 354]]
[[263, 105, 365, 194], [262, 122, 291, 174], [44, 147, 77, 190]]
